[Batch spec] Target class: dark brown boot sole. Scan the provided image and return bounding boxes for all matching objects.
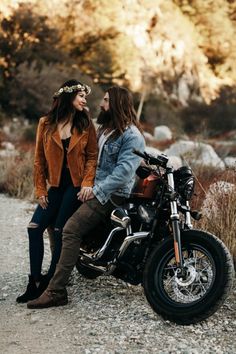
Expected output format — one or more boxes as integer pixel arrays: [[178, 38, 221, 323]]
[[27, 298, 68, 309]]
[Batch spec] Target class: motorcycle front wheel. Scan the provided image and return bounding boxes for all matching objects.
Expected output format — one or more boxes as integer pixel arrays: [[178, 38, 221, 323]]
[[143, 229, 234, 325]]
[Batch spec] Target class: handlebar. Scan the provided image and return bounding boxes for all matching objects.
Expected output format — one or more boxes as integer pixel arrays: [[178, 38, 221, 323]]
[[133, 149, 169, 168]]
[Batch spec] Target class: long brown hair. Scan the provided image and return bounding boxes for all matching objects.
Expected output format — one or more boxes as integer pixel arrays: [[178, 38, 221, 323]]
[[107, 86, 142, 135], [46, 79, 90, 134]]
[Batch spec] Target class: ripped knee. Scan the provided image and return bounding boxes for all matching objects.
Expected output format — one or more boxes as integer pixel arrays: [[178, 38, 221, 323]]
[[28, 222, 39, 229]]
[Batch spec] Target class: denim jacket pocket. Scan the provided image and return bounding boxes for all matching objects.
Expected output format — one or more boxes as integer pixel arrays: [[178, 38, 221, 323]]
[[104, 143, 120, 163]]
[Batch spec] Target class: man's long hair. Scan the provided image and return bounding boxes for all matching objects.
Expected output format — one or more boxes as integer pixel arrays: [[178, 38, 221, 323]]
[[46, 79, 90, 134], [106, 86, 142, 135]]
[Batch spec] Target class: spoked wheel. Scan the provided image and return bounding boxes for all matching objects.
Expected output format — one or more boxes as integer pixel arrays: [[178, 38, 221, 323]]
[[143, 230, 234, 325], [163, 247, 214, 304]]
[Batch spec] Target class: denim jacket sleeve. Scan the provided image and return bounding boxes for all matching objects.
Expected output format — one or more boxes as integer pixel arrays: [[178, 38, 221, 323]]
[[93, 128, 145, 204]]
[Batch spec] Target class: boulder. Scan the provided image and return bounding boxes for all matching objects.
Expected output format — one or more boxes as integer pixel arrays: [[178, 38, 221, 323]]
[[154, 125, 172, 142], [143, 131, 155, 143], [224, 157, 236, 169], [165, 140, 225, 169], [145, 146, 162, 156], [0, 141, 18, 157], [167, 156, 183, 169], [1, 141, 15, 151]]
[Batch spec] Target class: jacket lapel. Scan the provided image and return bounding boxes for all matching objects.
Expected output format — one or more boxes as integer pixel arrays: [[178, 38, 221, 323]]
[[67, 129, 84, 153], [52, 129, 63, 149]]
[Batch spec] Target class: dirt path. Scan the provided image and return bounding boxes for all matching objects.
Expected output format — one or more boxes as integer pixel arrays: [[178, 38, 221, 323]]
[[0, 194, 235, 354]]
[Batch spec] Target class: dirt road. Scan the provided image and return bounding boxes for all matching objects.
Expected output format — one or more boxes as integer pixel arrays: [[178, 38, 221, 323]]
[[0, 194, 235, 354]]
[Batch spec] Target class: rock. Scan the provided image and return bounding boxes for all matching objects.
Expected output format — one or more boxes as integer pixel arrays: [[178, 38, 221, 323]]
[[145, 146, 162, 156], [154, 125, 172, 142], [143, 131, 155, 143], [0, 149, 19, 157], [2, 126, 10, 135], [1, 286, 9, 291], [178, 75, 191, 106], [30, 316, 40, 324], [167, 155, 183, 169], [0, 141, 18, 157], [224, 157, 236, 168], [165, 140, 225, 168], [1, 141, 15, 150]]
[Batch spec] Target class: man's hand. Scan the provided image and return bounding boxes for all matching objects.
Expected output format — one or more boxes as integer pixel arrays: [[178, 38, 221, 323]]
[[38, 196, 48, 209], [77, 187, 94, 202]]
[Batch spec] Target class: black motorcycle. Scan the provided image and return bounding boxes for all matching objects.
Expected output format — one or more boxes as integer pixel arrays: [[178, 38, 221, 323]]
[[76, 150, 234, 325]]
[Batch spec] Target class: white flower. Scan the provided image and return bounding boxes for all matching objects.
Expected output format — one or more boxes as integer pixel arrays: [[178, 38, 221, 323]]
[[53, 83, 91, 98]]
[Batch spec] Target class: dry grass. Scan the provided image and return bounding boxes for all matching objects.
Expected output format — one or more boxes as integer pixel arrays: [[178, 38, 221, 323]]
[[191, 165, 236, 264], [191, 165, 235, 209], [198, 190, 236, 265], [0, 150, 34, 199]]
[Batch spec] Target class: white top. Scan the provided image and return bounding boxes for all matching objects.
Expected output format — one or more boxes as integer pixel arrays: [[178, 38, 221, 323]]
[[97, 129, 114, 164]]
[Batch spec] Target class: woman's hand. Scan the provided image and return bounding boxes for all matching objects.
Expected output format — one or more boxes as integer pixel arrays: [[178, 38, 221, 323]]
[[38, 196, 48, 209], [77, 187, 94, 202]]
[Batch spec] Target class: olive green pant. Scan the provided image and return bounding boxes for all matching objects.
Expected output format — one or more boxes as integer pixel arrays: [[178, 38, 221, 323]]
[[48, 198, 115, 291]]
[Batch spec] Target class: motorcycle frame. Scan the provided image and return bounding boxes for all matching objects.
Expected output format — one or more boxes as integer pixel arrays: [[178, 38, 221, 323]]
[[80, 163, 193, 274]]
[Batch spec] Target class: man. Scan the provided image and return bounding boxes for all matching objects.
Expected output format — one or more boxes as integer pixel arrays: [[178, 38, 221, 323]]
[[27, 86, 145, 309]]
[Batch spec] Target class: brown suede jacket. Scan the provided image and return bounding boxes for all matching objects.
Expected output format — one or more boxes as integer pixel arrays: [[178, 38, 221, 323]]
[[34, 116, 98, 198]]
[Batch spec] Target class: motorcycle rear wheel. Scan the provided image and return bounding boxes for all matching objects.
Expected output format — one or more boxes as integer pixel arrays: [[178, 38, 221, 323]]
[[143, 229, 234, 325]]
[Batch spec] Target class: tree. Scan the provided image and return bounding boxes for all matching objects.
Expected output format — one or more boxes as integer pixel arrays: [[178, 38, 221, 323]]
[[8, 61, 104, 120], [174, 0, 236, 81], [180, 85, 236, 135], [0, 3, 64, 111]]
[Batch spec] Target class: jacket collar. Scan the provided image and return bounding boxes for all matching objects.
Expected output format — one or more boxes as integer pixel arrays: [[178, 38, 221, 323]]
[[51, 129, 63, 149], [51, 128, 86, 152], [67, 129, 83, 153]]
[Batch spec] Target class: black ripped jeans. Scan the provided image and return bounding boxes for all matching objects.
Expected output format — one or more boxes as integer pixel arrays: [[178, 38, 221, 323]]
[[28, 184, 81, 281]]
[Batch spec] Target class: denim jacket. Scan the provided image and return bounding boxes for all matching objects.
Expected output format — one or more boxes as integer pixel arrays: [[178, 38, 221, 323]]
[[93, 125, 145, 205]]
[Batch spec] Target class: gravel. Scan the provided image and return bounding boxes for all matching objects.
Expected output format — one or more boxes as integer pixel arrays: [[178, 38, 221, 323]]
[[0, 193, 235, 354]]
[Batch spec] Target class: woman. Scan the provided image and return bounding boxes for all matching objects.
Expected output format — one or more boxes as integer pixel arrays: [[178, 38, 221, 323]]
[[16, 79, 98, 303]]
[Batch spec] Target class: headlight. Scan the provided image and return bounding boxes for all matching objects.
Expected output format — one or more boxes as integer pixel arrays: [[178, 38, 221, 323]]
[[174, 167, 195, 201], [180, 177, 195, 200]]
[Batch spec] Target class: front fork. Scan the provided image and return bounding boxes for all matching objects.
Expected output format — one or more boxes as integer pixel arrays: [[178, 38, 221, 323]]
[[167, 168, 184, 269]]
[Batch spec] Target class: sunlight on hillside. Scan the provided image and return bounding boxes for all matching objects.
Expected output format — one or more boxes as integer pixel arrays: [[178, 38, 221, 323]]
[[0, 0, 236, 134]]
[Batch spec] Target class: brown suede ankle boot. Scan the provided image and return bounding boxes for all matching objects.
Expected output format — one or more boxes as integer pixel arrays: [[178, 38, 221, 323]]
[[27, 288, 68, 309]]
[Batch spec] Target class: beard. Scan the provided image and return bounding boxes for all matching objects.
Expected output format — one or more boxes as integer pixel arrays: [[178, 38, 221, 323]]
[[96, 109, 112, 126]]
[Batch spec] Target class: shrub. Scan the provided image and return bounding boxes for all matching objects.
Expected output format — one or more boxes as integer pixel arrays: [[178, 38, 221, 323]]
[[191, 164, 235, 209], [22, 124, 37, 142], [191, 165, 236, 264], [7, 62, 104, 121], [141, 94, 183, 133], [198, 186, 236, 266], [0, 150, 34, 199]]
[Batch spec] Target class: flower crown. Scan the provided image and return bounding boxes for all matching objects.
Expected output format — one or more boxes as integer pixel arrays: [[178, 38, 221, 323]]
[[53, 83, 91, 98]]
